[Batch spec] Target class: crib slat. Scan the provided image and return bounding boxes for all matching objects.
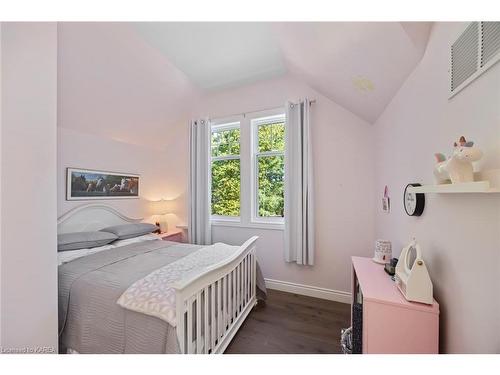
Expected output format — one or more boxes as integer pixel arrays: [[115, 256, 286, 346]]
[[252, 253, 256, 297], [236, 264, 240, 314], [229, 270, 236, 324], [204, 287, 209, 354], [211, 282, 216, 351], [217, 279, 222, 339], [242, 257, 246, 305], [243, 256, 248, 306], [177, 301, 186, 354], [249, 254, 252, 300], [250, 253, 254, 298], [229, 271, 233, 323], [248, 256, 251, 300], [243, 257, 247, 304], [187, 297, 194, 354], [247, 255, 252, 306], [248, 256, 251, 304], [222, 275, 227, 331], [241, 259, 244, 307], [240, 262, 244, 309], [196, 291, 202, 354], [228, 272, 233, 325], [232, 268, 236, 321]]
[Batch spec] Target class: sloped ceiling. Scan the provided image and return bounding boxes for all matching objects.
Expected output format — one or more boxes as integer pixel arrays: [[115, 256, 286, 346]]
[[58, 22, 201, 149], [58, 22, 432, 147], [272, 22, 432, 123]]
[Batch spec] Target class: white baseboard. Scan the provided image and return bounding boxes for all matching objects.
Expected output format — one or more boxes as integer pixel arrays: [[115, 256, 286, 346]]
[[264, 278, 351, 304]]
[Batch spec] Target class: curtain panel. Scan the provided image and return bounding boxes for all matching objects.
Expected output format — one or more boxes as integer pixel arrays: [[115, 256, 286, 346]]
[[188, 118, 212, 245], [284, 99, 315, 265]]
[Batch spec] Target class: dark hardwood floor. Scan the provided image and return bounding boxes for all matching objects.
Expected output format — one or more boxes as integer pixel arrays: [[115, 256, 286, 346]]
[[225, 289, 351, 354]]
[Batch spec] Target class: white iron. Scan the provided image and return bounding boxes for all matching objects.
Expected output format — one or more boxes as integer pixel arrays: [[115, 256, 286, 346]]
[[394, 239, 433, 305]]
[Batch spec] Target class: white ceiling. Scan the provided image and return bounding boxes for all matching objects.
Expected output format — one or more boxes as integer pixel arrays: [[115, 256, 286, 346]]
[[58, 22, 432, 147], [134, 22, 287, 90]]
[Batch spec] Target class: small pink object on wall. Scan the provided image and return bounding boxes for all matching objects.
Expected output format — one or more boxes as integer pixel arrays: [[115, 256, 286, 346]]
[[351, 256, 439, 353], [382, 185, 390, 213]]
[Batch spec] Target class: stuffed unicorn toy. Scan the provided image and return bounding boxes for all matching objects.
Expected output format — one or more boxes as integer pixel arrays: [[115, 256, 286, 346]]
[[434, 136, 483, 184]]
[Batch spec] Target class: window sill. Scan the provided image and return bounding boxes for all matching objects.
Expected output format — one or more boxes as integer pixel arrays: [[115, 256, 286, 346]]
[[211, 220, 284, 231]]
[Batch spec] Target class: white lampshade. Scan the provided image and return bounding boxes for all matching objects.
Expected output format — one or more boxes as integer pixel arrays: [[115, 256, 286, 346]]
[[150, 199, 174, 216]]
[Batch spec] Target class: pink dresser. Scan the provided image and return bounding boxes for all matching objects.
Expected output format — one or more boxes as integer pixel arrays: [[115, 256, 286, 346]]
[[351, 256, 439, 354]]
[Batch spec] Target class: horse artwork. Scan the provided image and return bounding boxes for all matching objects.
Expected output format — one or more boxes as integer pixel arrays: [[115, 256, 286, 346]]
[[67, 168, 140, 200], [434, 136, 483, 184]]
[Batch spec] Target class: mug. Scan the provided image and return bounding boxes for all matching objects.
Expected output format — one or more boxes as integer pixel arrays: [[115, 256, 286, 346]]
[[374, 239, 392, 264]]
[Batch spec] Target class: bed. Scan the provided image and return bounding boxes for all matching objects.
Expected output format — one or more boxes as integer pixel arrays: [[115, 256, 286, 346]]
[[58, 204, 264, 354]]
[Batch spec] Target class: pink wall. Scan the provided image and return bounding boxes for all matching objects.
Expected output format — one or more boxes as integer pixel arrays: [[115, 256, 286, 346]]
[[57, 127, 186, 229], [1, 23, 58, 350], [57, 23, 199, 149], [373, 23, 500, 353], [165, 75, 375, 296]]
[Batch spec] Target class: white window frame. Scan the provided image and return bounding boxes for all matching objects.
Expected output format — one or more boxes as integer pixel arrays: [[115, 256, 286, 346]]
[[250, 113, 286, 225], [209, 118, 242, 222], [209, 108, 285, 230]]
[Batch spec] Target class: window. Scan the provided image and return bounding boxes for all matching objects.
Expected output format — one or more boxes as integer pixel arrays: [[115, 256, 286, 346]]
[[210, 122, 241, 218], [210, 108, 285, 228], [252, 115, 285, 221]]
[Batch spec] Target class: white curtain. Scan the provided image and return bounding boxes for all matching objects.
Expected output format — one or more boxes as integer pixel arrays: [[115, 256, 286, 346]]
[[284, 99, 315, 265], [188, 118, 212, 245]]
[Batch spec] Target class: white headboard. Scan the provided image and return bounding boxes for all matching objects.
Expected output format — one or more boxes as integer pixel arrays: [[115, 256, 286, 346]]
[[57, 204, 143, 234]]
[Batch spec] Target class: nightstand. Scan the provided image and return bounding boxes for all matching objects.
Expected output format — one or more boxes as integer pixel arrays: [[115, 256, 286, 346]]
[[158, 230, 183, 243]]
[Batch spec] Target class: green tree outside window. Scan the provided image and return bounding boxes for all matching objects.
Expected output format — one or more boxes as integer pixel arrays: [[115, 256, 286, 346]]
[[210, 117, 285, 219]]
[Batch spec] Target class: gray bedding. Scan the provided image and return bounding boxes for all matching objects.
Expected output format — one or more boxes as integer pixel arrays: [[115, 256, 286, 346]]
[[58, 239, 266, 354]]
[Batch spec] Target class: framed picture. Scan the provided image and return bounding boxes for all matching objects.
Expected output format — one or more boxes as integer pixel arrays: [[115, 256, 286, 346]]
[[66, 168, 140, 200]]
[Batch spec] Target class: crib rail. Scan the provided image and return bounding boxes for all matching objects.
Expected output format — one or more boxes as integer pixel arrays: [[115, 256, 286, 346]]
[[173, 236, 258, 354]]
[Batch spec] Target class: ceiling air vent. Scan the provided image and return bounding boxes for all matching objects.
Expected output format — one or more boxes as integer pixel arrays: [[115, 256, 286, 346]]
[[450, 22, 500, 98]]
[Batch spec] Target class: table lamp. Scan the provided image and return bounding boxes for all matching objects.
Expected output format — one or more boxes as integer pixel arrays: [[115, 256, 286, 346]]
[[151, 199, 173, 233]]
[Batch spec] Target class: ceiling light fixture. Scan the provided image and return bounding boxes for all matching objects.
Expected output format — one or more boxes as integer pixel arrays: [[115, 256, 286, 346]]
[[352, 76, 375, 92]]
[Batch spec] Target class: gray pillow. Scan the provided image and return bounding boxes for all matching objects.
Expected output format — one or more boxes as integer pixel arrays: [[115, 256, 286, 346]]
[[58, 231, 118, 252], [100, 223, 159, 240]]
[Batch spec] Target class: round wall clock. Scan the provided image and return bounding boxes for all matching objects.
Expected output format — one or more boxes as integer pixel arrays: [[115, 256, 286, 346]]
[[403, 183, 425, 216]]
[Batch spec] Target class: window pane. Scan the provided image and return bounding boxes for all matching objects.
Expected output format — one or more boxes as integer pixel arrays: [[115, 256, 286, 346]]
[[258, 122, 285, 152], [228, 128, 240, 155], [258, 155, 284, 217], [211, 131, 220, 157], [211, 128, 240, 157], [211, 159, 240, 216]]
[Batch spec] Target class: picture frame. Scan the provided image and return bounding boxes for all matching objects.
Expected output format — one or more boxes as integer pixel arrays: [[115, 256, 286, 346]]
[[66, 167, 140, 201]]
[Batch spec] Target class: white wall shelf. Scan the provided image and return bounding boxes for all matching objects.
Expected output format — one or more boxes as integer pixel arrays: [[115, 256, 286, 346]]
[[408, 181, 500, 194], [408, 169, 500, 194]]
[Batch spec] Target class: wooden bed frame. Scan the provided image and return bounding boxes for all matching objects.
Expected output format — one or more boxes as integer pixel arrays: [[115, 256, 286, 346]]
[[57, 204, 258, 354]]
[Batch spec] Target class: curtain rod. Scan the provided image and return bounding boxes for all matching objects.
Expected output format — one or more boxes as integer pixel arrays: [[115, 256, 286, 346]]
[[209, 99, 316, 121]]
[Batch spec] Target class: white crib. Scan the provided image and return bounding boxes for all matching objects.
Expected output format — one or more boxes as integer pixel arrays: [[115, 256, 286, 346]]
[[173, 236, 258, 354]]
